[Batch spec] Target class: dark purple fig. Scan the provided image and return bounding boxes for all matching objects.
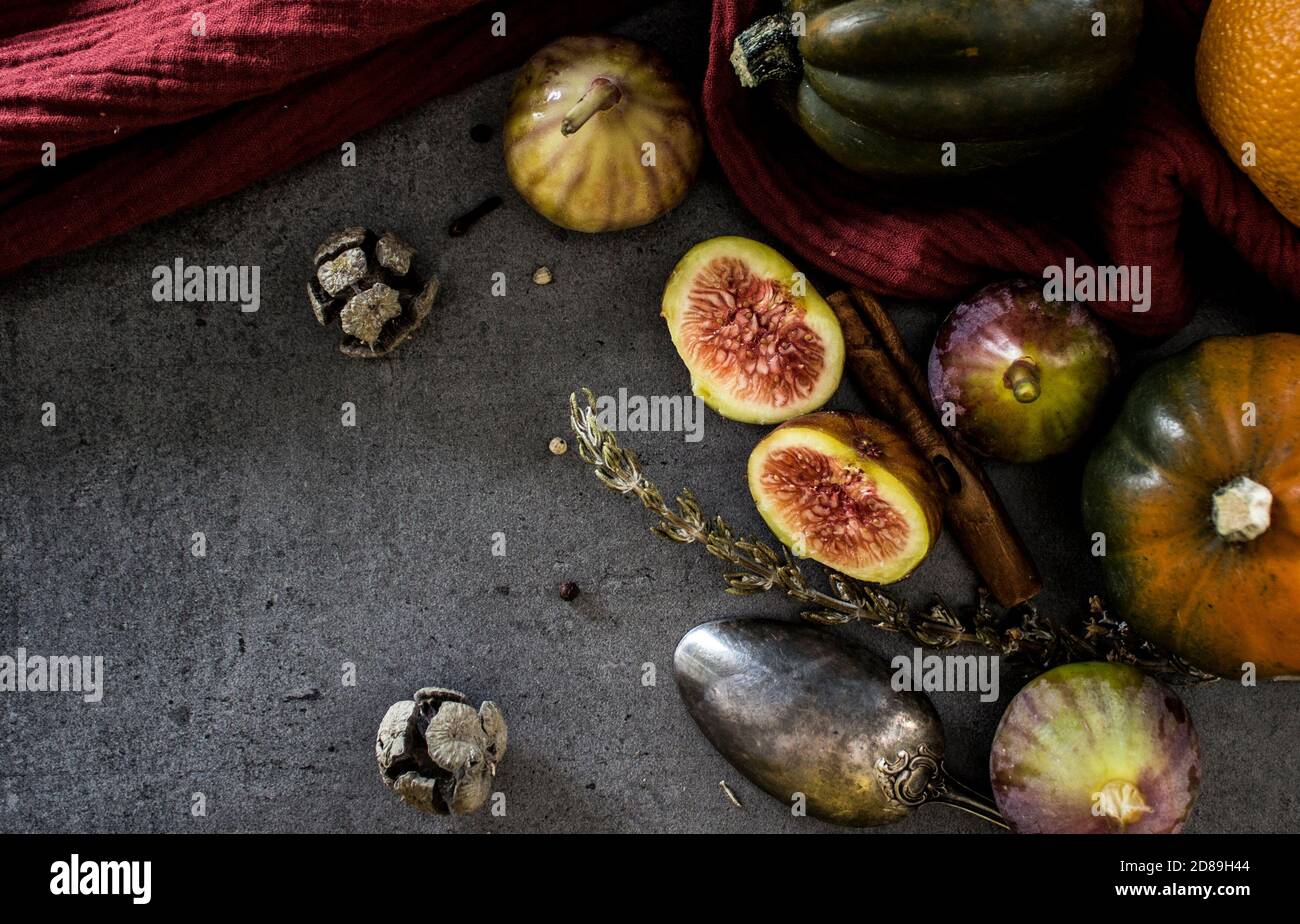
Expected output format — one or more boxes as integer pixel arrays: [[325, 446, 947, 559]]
[[674, 618, 1003, 828], [990, 662, 1200, 834], [928, 279, 1118, 463]]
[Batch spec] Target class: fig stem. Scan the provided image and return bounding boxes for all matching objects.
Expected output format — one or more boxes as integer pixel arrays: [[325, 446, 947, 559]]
[[1005, 358, 1041, 404], [561, 78, 622, 136], [1096, 780, 1152, 828]]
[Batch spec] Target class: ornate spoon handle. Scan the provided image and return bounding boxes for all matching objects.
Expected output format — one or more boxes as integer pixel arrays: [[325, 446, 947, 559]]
[[876, 745, 1009, 831]]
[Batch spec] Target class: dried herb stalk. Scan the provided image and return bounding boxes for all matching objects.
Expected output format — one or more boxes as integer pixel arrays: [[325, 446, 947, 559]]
[[568, 389, 1217, 684]]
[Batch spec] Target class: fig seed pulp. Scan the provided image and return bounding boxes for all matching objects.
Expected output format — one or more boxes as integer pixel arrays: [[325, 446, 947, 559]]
[[760, 445, 910, 568], [682, 256, 827, 413], [662, 237, 844, 424], [748, 413, 941, 584]]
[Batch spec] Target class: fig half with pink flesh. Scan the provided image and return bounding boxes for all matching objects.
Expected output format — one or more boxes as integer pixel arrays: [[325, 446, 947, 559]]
[[748, 412, 941, 584], [662, 236, 844, 423], [990, 662, 1200, 834], [928, 279, 1118, 463]]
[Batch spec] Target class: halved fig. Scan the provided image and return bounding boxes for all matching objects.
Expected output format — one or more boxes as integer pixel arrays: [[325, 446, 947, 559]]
[[748, 412, 941, 584], [661, 236, 844, 424]]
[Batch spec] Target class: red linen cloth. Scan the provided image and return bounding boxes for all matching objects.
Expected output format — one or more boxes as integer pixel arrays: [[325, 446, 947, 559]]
[[703, 0, 1300, 335], [2, 0, 1296, 337], [0, 0, 650, 277]]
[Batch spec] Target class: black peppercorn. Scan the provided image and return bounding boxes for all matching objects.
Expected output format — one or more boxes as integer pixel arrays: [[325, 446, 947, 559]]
[[559, 581, 580, 601]]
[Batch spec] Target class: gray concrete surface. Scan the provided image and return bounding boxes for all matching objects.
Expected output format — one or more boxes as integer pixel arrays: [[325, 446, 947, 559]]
[[1, 1, 1297, 834]]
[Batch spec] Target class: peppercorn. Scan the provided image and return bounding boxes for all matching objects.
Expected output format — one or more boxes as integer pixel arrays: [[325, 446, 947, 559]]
[[559, 581, 580, 601], [549, 436, 568, 455]]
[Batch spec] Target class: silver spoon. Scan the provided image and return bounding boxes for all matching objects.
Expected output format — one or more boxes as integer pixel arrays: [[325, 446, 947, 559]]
[[674, 618, 1006, 829]]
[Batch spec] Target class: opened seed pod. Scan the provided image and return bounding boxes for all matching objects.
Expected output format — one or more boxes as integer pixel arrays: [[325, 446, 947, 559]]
[[674, 618, 1004, 828], [308, 227, 440, 357], [375, 686, 507, 816]]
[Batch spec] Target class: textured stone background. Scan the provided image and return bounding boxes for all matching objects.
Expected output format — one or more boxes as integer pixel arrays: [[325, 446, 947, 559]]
[[2, 1, 1297, 834]]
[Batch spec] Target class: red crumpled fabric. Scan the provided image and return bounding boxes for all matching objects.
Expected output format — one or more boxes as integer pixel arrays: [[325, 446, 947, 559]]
[[5, 1, 1296, 337], [0, 0, 651, 277], [704, 0, 1300, 336]]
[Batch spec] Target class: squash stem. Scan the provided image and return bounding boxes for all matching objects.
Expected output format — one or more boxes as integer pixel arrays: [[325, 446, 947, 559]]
[[561, 78, 622, 136], [1212, 475, 1272, 542], [1005, 358, 1041, 403], [731, 13, 802, 88]]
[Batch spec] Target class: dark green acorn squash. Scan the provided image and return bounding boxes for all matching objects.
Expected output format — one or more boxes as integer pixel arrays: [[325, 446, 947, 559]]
[[731, 0, 1144, 178], [1081, 334, 1300, 678]]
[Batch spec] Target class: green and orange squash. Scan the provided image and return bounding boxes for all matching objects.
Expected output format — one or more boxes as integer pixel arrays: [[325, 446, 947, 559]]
[[731, 0, 1144, 178], [1082, 334, 1300, 677]]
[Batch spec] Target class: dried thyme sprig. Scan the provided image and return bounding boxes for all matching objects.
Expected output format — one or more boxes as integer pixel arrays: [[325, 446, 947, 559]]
[[568, 389, 1218, 684]]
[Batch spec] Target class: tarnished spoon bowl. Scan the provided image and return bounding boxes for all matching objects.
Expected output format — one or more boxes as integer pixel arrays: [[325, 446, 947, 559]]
[[674, 618, 1003, 828]]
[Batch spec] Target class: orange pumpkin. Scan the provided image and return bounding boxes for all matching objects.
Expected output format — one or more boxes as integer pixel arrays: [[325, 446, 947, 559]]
[[1082, 334, 1300, 677]]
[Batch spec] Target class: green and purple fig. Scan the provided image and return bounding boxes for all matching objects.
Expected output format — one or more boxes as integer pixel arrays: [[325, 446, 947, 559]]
[[990, 662, 1200, 834], [928, 279, 1119, 463], [504, 34, 702, 232]]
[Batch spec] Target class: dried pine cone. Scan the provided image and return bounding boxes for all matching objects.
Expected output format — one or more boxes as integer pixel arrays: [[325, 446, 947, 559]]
[[308, 227, 439, 357], [375, 686, 507, 816]]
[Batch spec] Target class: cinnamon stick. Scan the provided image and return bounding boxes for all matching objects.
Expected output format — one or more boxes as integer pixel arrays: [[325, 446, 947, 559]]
[[849, 290, 930, 399], [828, 290, 1041, 606]]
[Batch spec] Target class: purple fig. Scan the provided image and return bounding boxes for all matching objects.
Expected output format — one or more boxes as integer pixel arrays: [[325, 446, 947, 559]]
[[990, 662, 1200, 834], [928, 279, 1118, 463]]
